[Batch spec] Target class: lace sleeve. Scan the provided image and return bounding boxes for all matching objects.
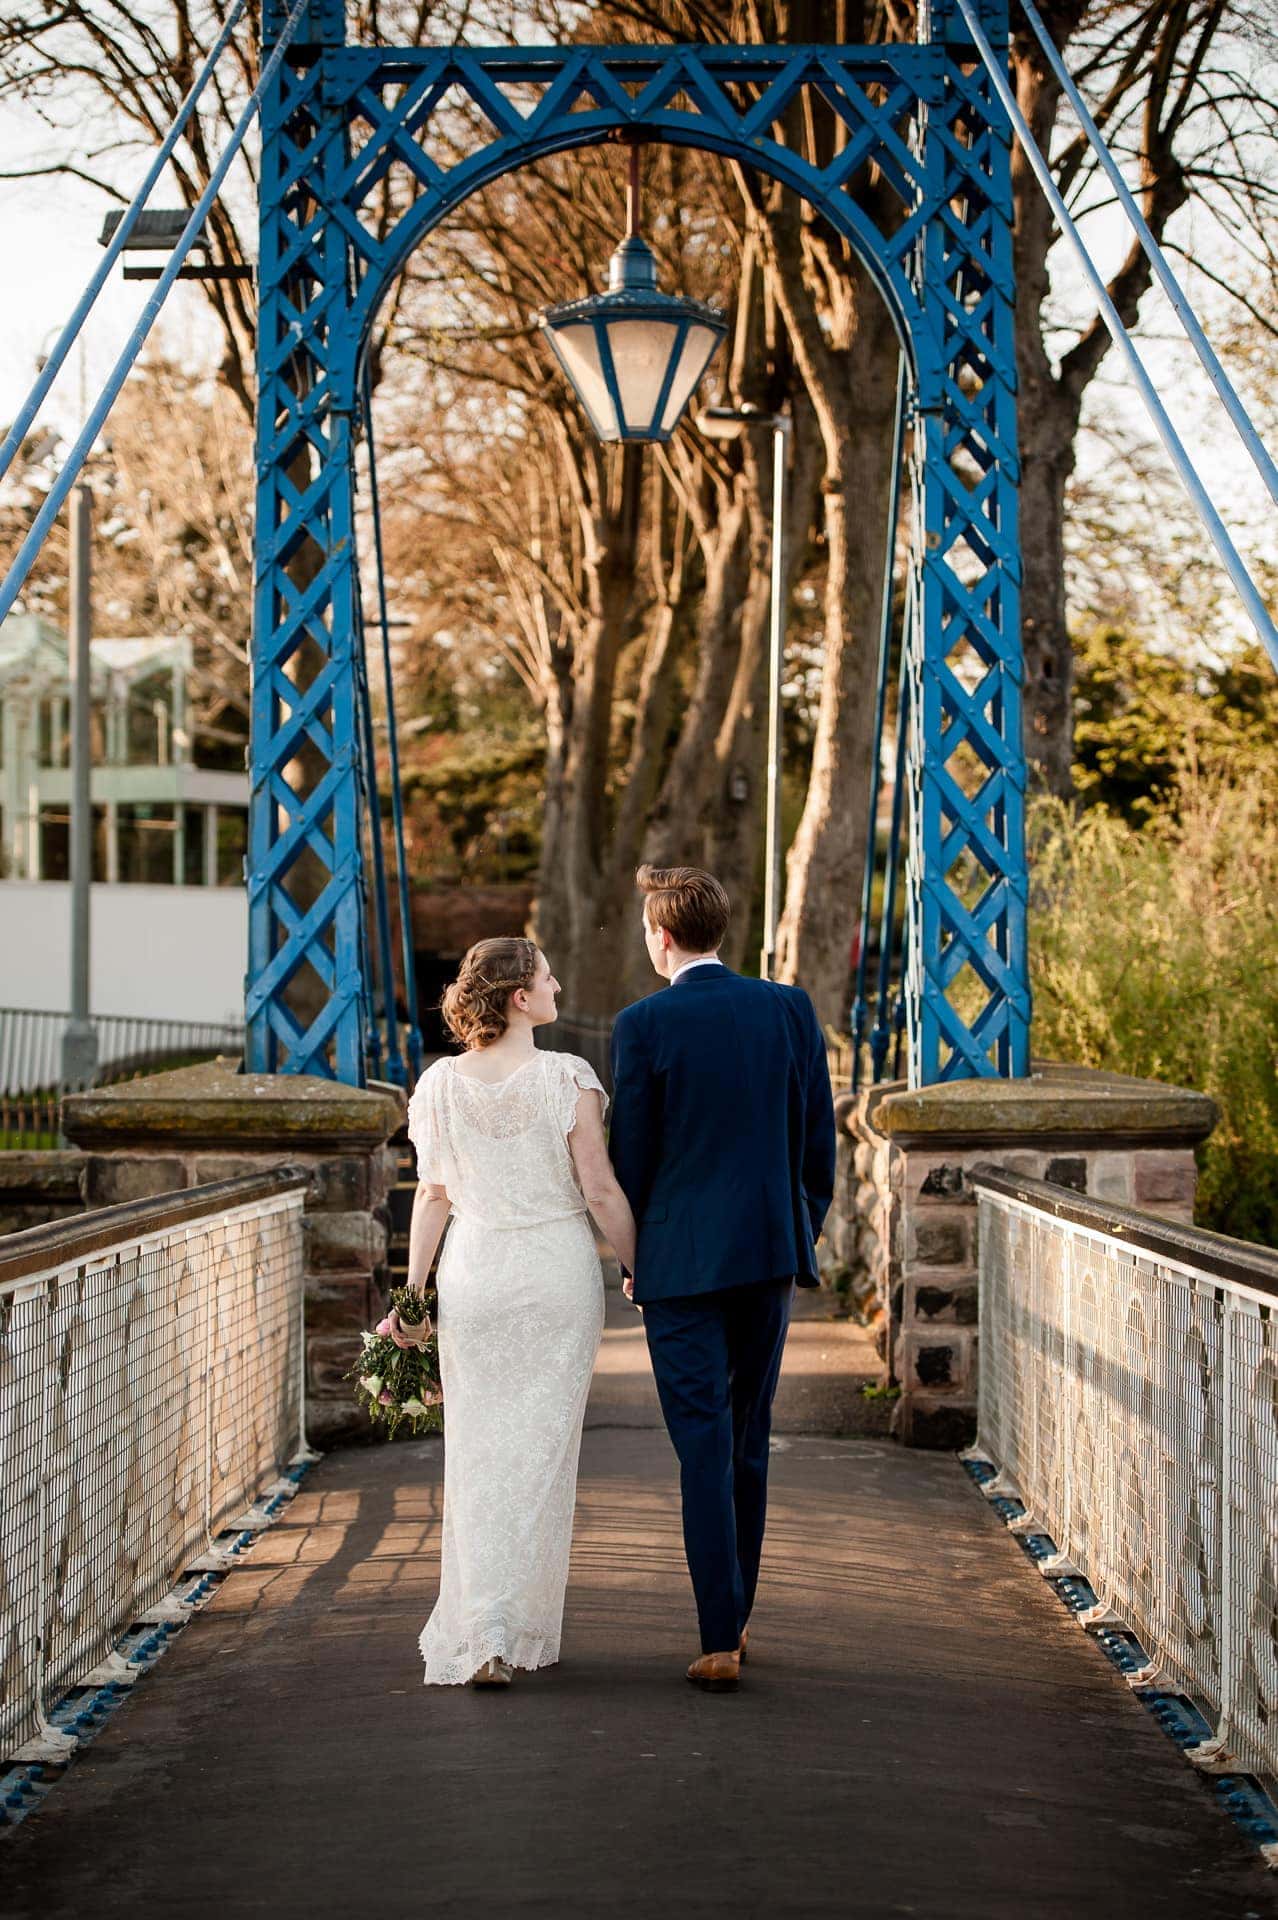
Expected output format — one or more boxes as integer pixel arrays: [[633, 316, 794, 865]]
[[553, 1053, 609, 1137], [406, 1069, 445, 1186]]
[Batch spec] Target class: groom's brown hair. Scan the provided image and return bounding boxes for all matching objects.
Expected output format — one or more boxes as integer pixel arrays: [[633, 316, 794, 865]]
[[636, 863, 731, 953]]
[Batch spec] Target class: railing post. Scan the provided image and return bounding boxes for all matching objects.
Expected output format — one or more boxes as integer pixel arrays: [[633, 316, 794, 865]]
[[13, 1277, 78, 1763], [294, 1260, 321, 1466], [1060, 1224, 1073, 1557], [202, 1221, 217, 1556], [1217, 1294, 1237, 1752]]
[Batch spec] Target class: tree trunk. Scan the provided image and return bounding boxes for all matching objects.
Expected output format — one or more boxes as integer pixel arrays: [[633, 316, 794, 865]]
[[763, 228, 903, 1031], [530, 444, 644, 1015], [1011, 16, 1083, 796], [1017, 380, 1079, 792]]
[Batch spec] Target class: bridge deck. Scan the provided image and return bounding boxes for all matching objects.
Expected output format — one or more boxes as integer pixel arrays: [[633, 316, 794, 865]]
[[6, 1279, 1274, 1918]]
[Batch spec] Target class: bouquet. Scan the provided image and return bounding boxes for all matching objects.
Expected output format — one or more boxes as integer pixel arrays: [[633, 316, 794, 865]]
[[348, 1285, 444, 1438]]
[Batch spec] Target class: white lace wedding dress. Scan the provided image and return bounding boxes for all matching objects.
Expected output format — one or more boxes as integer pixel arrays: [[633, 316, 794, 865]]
[[405, 1048, 608, 1685]]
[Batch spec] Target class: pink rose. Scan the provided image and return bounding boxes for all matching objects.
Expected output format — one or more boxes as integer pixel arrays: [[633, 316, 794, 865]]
[[375, 1317, 393, 1335], [379, 1389, 395, 1405]]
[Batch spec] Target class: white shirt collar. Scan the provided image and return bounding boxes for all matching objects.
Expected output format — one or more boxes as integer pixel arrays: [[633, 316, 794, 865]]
[[670, 956, 725, 985]]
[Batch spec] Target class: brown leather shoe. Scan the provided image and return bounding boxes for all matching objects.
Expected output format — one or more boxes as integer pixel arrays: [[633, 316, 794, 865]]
[[686, 1650, 740, 1692], [739, 1628, 749, 1665]]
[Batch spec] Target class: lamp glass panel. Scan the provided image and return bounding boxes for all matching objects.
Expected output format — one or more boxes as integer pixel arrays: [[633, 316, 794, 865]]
[[659, 324, 723, 432], [602, 318, 680, 431], [547, 322, 617, 437]]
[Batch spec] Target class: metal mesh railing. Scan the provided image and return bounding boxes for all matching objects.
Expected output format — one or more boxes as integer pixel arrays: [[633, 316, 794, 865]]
[[538, 1003, 853, 1100], [0, 1169, 307, 1761], [0, 1006, 245, 1146], [971, 1170, 1278, 1784]]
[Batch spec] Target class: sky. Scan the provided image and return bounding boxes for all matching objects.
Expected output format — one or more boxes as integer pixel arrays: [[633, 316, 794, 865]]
[[1, 63, 1274, 658], [0, 112, 233, 436]]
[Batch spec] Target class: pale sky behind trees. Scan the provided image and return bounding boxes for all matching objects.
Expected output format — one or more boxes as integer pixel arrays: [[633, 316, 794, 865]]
[[0, 75, 1273, 658]]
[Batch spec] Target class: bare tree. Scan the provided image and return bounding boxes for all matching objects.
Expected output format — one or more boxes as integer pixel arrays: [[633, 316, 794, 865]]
[[0, 354, 253, 756], [370, 134, 824, 1008], [606, 0, 1278, 1026], [7, 0, 1272, 1041]]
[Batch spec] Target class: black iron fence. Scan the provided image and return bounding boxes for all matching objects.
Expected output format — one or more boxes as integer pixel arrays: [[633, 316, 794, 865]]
[[0, 1007, 244, 1148], [539, 1005, 852, 1098]]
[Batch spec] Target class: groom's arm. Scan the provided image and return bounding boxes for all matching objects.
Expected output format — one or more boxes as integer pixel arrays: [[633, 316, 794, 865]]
[[608, 1009, 660, 1248], [800, 992, 837, 1243]]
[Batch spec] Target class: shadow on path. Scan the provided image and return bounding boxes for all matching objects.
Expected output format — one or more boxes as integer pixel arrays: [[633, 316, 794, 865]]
[[4, 1280, 1274, 1918]]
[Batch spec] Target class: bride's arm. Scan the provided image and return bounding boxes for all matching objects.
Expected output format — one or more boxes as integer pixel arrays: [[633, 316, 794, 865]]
[[388, 1183, 452, 1347], [407, 1181, 451, 1289], [568, 1090, 637, 1280]]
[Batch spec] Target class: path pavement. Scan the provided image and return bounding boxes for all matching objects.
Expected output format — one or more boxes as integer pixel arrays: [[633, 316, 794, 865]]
[[5, 1275, 1275, 1918], [590, 1262, 888, 1433]]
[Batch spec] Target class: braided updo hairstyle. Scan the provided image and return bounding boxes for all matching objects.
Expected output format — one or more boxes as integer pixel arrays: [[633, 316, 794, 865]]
[[439, 937, 540, 1050]]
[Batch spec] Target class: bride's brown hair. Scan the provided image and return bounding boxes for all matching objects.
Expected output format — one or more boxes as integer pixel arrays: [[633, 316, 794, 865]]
[[440, 937, 540, 1050]]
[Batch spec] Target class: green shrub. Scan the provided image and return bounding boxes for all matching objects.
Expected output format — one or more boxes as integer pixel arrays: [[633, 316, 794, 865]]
[[399, 735, 545, 884], [1028, 776, 1278, 1247]]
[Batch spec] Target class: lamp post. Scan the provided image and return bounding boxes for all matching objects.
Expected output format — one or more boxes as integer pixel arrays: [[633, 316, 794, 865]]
[[697, 405, 791, 981], [61, 483, 99, 1091], [539, 146, 728, 443]]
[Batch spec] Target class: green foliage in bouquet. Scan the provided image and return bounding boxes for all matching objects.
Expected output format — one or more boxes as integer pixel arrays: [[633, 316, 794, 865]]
[[348, 1286, 444, 1438]]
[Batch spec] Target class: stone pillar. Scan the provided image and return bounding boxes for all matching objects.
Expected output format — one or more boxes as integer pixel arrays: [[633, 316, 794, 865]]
[[0, 1150, 86, 1234], [61, 1057, 405, 1444], [831, 1064, 1217, 1449]]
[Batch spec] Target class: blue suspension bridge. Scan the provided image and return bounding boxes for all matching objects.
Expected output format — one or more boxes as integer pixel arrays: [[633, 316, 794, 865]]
[[3, 0, 1275, 1094], [2, 3, 1278, 1910]]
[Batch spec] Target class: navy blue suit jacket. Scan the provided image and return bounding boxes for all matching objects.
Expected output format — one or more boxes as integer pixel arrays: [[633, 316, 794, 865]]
[[608, 963, 837, 1304]]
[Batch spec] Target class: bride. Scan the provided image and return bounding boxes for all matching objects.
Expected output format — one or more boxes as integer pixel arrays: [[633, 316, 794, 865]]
[[396, 936, 637, 1688]]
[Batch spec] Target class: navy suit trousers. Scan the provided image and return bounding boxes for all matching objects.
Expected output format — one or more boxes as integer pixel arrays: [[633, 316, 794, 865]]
[[641, 1277, 795, 1653]]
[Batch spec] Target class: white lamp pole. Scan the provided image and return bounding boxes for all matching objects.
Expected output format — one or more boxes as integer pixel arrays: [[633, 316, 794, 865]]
[[697, 405, 791, 980], [62, 483, 99, 1091]]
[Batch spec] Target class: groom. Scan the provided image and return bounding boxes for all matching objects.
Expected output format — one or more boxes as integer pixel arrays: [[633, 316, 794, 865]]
[[608, 863, 837, 1692]]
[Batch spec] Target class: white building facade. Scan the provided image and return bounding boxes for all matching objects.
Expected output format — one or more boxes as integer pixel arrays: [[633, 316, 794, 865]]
[[0, 614, 247, 1025]]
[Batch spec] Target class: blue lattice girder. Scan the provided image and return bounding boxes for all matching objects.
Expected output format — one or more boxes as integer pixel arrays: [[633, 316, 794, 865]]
[[904, 12, 1029, 1084], [327, 43, 946, 410], [250, 52, 365, 1078], [248, 11, 1030, 1085]]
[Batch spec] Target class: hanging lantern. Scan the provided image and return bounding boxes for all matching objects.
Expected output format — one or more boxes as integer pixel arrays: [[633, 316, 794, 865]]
[[539, 146, 727, 444]]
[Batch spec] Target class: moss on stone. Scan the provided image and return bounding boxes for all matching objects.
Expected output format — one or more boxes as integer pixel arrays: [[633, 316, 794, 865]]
[[874, 1062, 1216, 1147], [62, 1056, 405, 1152]]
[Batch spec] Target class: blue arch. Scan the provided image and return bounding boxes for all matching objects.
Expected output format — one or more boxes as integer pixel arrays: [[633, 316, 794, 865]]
[[251, 27, 1030, 1088], [340, 108, 941, 410]]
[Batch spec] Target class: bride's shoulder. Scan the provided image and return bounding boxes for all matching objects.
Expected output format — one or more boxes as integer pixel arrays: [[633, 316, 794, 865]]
[[556, 1050, 605, 1086], [409, 1057, 450, 1099]]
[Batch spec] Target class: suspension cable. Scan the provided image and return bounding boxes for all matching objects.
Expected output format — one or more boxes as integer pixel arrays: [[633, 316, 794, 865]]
[[361, 360, 424, 1083], [351, 437, 402, 1088], [351, 589, 387, 1086], [0, 0, 249, 487], [871, 634, 911, 1086], [1017, 0, 1278, 513], [954, 0, 1278, 673], [852, 356, 908, 1095], [0, 0, 309, 624]]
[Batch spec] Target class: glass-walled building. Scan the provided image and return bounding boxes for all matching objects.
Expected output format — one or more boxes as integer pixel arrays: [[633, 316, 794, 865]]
[[0, 614, 249, 1030], [0, 614, 248, 886]]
